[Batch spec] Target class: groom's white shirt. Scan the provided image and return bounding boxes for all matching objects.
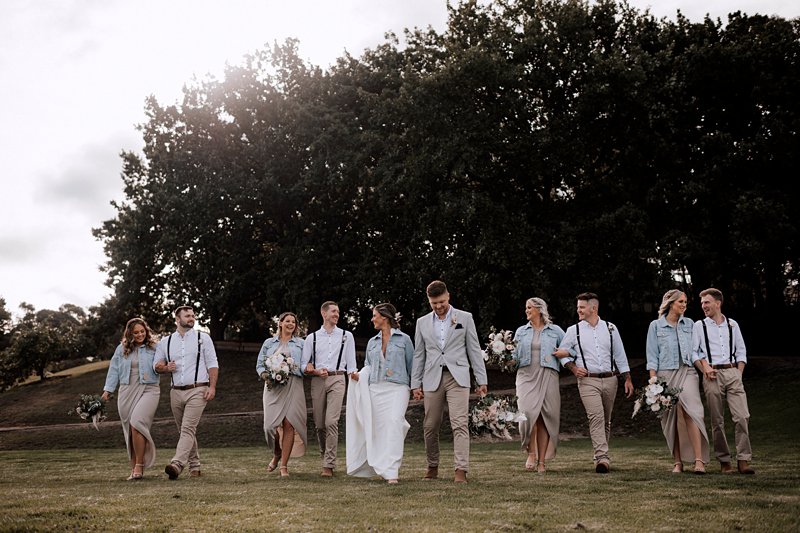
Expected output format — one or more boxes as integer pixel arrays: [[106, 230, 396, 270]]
[[411, 306, 487, 391]]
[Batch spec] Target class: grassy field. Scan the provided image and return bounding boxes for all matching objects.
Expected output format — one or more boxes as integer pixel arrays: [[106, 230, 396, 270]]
[[1, 356, 798, 531], [1, 439, 798, 532]]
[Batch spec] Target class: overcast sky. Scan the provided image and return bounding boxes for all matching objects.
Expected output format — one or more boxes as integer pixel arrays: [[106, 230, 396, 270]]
[[1, 0, 797, 318]]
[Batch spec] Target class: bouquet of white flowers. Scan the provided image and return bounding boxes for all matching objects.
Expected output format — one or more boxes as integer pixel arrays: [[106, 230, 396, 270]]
[[469, 394, 527, 440], [262, 351, 299, 390], [70, 394, 107, 430], [483, 327, 517, 373], [632, 376, 682, 419]]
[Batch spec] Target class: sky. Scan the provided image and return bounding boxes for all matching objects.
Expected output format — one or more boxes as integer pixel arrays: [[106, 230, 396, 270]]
[[1, 0, 797, 319]]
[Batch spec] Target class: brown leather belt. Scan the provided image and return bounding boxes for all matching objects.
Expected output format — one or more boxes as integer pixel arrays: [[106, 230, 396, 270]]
[[711, 363, 737, 369], [586, 371, 619, 378], [172, 382, 210, 390], [315, 371, 346, 376]]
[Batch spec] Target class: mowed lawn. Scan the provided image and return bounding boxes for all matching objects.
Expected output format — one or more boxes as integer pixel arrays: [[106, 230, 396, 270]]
[[1, 356, 799, 531], [1, 438, 799, 532]]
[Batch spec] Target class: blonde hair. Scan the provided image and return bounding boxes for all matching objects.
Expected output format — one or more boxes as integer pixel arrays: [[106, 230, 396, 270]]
[[276, 312, 301, 337], [527, 297, 553, 325], [658, 289, 686, 317], [121, 318, 157, 356]]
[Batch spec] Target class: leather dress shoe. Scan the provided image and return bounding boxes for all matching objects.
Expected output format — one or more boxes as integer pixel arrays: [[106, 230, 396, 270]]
[[737, 460, 755, 475], [320, 467, 334, 477], [720, 462, 735, 473], [423, 466, 438, 480], [454, 469, 468, 483], [165, 462, 183, 480], [595, 461, 610, 474], [189, 470, 202, 477]]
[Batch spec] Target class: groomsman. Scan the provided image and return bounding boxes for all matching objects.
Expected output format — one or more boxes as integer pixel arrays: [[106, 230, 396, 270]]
[[411, 280, 488, 483], [154, 305, 219, 479], [692, 288, 755, 474], [554, 292, 633, 473], [301, 301, 358, 477]]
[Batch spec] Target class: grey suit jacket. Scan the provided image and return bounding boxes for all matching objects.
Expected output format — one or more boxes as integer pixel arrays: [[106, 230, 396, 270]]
[[410, 307, 488, 391]]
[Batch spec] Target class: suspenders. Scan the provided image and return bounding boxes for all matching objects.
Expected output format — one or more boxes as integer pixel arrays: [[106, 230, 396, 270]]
[[166, 330, 203, 385], [701, 318, 735, 365], [312, 328, 348, 372], [575, 321, 617, 373]]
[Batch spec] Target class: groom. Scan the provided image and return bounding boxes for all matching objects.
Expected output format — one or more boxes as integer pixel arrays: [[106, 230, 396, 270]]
[[411, 280, 488, 483]]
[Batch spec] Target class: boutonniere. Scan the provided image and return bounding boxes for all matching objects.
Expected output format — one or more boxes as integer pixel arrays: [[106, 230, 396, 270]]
[[451, 312, 458, 326], [608, 324, 615, 333]]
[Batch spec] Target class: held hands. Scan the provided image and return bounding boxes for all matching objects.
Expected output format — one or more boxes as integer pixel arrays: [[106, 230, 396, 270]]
[[412, 388, 424, 401], [350, 372, 359, 382]]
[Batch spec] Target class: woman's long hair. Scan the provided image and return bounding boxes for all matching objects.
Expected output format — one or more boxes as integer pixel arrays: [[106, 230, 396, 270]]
[[121, 318, 157, 356], [527, 297, 553, 325], [658, 289, 685, 317]]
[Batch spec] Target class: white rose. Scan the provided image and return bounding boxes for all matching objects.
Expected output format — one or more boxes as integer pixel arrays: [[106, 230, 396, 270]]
[[505, 344, 515, 352], [651, 403, 661, 412], [492, 340, 505, 353]]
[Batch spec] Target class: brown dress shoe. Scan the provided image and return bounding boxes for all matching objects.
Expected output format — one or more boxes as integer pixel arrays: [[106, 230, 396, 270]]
[[165, 462, 182, 480], [423, 466, 438, 480], [595, 461, 610, 474], [320, 467, 334, 477], [737, 460, 755, 475], [189, 470, 202, 477], [720, 462, 735, 473], [454, 469, 468, 483]]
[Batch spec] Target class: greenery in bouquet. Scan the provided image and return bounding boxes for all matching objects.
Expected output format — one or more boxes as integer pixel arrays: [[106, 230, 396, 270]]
[[483, 327, 518, 372], [632, 376, 682, 419], [262, 351, 299, 390], [70, 394, 107, 430], [469, 394, 526, 440]]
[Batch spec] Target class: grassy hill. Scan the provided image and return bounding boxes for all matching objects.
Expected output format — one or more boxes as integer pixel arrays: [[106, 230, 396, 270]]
[[1, 351, 797, 452]]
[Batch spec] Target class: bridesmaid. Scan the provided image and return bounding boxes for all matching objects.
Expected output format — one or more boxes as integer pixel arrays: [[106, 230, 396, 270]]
[[256, 312, 307, 477], [511, 298, 565, 473], [645, 289, 711, 474], [101, 318, 161, 480]]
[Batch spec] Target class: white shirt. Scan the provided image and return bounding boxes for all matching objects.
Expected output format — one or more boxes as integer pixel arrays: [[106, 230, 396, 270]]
[[301, 326, 357, 373], [692, 316, 747, 365], [153, 330, 218, 387], [433, 306, 453, 349], [559, 318, 630, 374]]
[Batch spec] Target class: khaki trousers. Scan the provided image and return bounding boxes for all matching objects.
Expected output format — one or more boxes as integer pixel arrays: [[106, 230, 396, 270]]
[[703, 368, 752, 462], [310, 374, 345, 469], [423, 371, 470, 472], [170, 387, 208, 471], [577, 376, 617, 464]]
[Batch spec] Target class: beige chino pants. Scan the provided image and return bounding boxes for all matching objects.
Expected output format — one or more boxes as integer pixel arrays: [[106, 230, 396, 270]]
[[310, 374, 346, 469], [703, 367, 752, 462], [423, 371, 470, 472], [170, 387, 208, 471], [577, 376, 617, 464]]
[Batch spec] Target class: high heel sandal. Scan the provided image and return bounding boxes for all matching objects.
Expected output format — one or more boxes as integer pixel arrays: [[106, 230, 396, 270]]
[[130, 464, 144, 480], [694, 460, 706, 475], [525, 454, 537, 471], [267, 456, 279, 473], [672, 461, 684, 474], [279, 466, 289, 478], [537, 461, 546, 473]]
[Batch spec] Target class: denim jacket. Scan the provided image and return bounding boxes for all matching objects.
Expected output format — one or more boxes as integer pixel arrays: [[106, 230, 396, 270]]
[[364, 329, 414, 387], [645, 316, 698, 370], [512, 323, 566, 371], [256, 337, 305, 377], [103, 343, 159, 392]]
